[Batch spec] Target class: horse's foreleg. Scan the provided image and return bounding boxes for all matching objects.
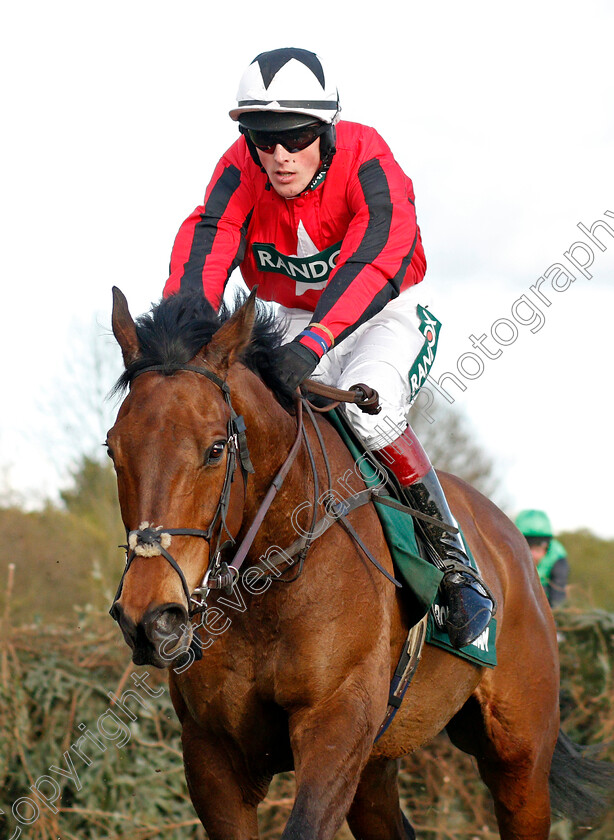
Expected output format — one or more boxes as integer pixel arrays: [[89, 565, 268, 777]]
[[346, 757, 415, 840], [281, 688, 380, 840], [181, 719, 265, 840]]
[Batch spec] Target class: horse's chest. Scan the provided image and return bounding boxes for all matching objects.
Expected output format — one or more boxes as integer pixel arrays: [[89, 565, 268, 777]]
[[175, 646, 278, 729]]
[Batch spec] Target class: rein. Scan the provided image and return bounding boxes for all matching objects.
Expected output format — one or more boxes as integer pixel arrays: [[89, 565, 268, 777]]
[[110, 363, 303, 620], [196, 398, 305, 595], [301, 379, 381, 414], [111, 368, 444, 620], [110, 365, 430, 738]]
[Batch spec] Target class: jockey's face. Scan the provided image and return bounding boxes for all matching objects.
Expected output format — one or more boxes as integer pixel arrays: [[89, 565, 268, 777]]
[[257, 138, 321, 199], [529, 540, 549, 566]]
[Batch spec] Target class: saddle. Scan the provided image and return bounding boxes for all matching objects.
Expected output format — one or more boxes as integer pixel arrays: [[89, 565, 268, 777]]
[[301, 383, 498, 658]]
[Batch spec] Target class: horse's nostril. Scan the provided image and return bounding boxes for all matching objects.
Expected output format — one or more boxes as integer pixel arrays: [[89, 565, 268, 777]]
[[112, 603, 190, 666], [144, 604, 189, 642], [154, 607, 186, 636]]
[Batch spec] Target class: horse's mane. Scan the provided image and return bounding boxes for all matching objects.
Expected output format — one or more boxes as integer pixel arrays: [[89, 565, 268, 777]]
[[112, 290, 295, 409]]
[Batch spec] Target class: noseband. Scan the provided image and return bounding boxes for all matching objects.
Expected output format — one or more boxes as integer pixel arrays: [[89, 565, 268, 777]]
[[110, 363, 303, 622]]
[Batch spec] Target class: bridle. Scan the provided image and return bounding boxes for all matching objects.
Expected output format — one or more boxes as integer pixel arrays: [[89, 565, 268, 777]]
[[108, 361, 472, 741], [108, 363, 430, 737], [109, 361, 397, 633], [109, 362, 303, 622]]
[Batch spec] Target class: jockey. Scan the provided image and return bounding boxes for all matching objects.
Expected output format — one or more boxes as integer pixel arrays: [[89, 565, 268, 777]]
[[164, 47, 494, 648], [515, 510, 569, 608]]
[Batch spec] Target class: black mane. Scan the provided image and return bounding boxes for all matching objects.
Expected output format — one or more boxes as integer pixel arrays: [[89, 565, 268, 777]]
[[113, 290, 294, 409]]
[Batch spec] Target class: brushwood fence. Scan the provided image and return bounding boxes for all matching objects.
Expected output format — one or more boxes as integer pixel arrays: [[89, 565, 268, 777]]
[[1, 598, 612, 839]]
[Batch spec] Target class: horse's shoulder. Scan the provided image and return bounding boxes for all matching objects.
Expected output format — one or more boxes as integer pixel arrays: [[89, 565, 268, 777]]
[[438, 470, 512, 532], [438, 469, 532, 578]]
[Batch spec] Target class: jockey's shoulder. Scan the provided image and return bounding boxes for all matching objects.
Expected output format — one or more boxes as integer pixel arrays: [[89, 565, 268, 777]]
[[548, 538, 568, 561], [334, 120, 393, 159]]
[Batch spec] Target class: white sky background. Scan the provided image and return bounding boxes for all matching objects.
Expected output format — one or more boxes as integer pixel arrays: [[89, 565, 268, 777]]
[[1, 1, 613, 537]]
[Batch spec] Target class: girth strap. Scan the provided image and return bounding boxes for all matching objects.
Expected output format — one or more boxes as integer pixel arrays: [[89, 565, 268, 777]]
[[374, 614, 428, 742]]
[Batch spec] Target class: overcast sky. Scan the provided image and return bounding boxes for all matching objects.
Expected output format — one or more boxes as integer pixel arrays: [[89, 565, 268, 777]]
[[2, 0, 613, 537]]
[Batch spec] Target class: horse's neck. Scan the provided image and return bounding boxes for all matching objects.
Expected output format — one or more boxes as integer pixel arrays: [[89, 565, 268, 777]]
[[230, 366, 306, 482], [229, 367, 312, 539]]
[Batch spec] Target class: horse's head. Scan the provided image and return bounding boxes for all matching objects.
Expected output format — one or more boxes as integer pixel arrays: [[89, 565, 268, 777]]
[[107, 286, 268, 668]]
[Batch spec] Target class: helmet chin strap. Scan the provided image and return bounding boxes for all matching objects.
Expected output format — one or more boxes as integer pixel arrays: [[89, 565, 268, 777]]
[[319, 123, 336, 167], [303, 123, 336, 191], [304, 160, 331, 193], [241, 129, 267, 169]]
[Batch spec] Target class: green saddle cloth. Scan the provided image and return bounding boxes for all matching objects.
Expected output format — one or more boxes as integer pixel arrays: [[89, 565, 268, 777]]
[[326, 409, 497, 669]]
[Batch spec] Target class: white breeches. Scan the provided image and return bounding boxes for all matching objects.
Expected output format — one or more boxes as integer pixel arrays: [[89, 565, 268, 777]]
[[277, 283, 431, 450]]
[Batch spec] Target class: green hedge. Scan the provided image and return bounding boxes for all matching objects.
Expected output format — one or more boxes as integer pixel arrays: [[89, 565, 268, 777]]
[[1, 606, 612, 840]]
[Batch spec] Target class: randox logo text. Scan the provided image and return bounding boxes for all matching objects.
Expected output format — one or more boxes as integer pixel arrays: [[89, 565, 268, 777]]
[[407, 305, 442, 402], [252, 241, 342, 288]]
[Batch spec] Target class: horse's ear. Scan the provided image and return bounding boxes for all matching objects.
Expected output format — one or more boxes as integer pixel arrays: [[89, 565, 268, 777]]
[[204, 288, 258, 373], [111, 286, 141, 367]]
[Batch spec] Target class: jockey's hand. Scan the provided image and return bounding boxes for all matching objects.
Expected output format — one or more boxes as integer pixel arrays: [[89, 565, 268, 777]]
[[277, 340, 319, 391]]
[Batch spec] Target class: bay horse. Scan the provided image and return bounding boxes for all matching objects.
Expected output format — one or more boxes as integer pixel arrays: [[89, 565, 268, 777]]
[[107, 286, 612, 840]]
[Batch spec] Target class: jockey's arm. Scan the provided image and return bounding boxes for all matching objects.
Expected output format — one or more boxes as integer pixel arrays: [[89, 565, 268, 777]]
[[164, 143, 255, 309], [547, 556, 570, 608], [293, 149, 426, 363]]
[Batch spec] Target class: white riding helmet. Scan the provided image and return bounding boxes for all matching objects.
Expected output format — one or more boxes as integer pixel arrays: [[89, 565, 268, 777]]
[[229, 47, 341, 128]]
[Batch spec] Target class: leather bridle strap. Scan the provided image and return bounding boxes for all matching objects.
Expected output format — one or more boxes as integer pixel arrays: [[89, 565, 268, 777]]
[[301, 379, 381, 415], [249, 487, 403, 588], [110, 362, 250, 617], [130, 363, 254, 480], [110, 443, 240, 613], [205, 398, 305, 590], [111, 361, 305, 614], [131, 362, 229, 391], [114, 526, 214, 607]]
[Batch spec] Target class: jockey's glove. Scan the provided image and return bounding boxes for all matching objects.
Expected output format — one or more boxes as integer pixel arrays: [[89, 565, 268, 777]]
[[277, 340, 319, 391]]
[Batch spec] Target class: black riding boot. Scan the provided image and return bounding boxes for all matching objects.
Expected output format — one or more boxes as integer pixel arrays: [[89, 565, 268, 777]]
[[406, 468, 494, 648]]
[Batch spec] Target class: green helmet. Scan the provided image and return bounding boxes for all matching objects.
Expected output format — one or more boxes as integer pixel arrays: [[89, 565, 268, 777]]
[[515, 509, 553, 539]]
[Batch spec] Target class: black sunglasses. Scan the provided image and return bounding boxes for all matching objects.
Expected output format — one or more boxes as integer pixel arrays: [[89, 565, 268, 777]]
[[246, 122, 328, 154]]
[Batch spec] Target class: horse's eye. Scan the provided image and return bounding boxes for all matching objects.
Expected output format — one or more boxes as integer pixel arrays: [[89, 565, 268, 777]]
[[104, 442, 115, 461], [206, 440, 226, 465]]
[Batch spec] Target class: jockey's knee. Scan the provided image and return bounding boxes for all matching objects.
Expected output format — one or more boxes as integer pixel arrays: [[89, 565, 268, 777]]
[[344, 402, 409, 451]]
